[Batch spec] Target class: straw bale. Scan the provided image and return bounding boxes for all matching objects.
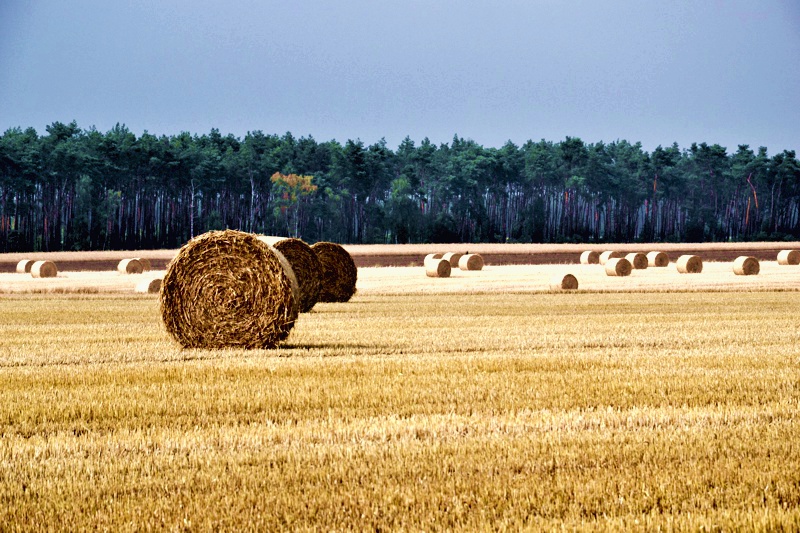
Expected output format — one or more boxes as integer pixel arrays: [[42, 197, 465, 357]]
[[777, 250, 800, 265], [16, 259, 33, 273], [258, 236, 322, 312], [625, 252, 648, 270], [550, 273, 578, 291], [31, 260, 57, 278], [118, 258, 144, 274], [442, 252, 463, 268], [604, 257, 632, 277], [580, 251, 599, 265], [160, 229, 298, 349], [135, 257, 152, 271], [425, 257, 451, 278], [458, 253, 484, 271], [311, 241, 358, 303], [599, 251, 621, 265], [135, 278, 162, 294], [676, 255, 703, 274], [647, 251, 669, 267], [733, 256, 759, 276], [431, 253, 444, 259]]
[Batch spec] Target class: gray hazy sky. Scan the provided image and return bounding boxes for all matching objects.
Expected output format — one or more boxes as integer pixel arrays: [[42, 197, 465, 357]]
[[1, 0, 798, 153]]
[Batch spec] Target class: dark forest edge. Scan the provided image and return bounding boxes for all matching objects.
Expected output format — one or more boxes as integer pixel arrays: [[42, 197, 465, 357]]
[[0, 121, 798, 252]]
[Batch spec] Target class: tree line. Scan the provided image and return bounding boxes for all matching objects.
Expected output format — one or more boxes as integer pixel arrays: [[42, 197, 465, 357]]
[[0, 121, 798, 252]]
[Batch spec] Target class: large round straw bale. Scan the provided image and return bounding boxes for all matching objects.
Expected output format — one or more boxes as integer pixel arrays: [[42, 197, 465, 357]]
[[431, 253, 444, 259], [134, 257, 152, 272], [580, 251, 599, 265], [777, 250, 800, 265], [676, 255, 703, 274], [16, 259, 33, 273], [135, 278, 162, 294], [550, 273, 578, 291], [424, 253, 440, 263], [311, 241, 358, 303], [604, 257, 632, 277], [442, 252, 463, 268], [599, 251, 621, 265], [31, 260, 57, 278], [258, 236, 322, 313], [458, 253, 484, 271], [425, 257, 451, 278], [160, 229, 298, 349], [733, 256, 760, 276], [647, 251, 669, 267], [118, 258, 144, 274], [625, 252, 648, 270]]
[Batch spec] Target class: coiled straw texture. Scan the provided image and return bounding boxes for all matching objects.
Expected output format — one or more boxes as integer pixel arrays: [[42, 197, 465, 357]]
[[311, 241, 358, 303], [258, 236, 322, 312]]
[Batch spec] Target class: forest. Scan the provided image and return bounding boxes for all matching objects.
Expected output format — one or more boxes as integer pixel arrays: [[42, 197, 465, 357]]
[[0, 121, 798, 252]]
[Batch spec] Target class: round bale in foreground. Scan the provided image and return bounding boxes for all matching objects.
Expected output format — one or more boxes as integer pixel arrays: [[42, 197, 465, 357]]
[[647, 251, 669, 267], [258, 236, 322, 313], [311, 241, 358, 303], [31, 260, 57, 278], [777, 250, 799, 265], [625, 252, 648, 270], [580, 251, 599, 265], [425, 257, 451, 278], [160, 229, 298, 349], [733, 256, 760, 276], [599, 251, 621, 265], [135, 278, 162, 294], [676, 255, 703, 274], [16, 259, 33, 274], [442, 252, 463, 268], [458, 253, 484, 271], [550, 273, 578, 291], [118, 258, 143, 274], [605, 257, 632, 277]]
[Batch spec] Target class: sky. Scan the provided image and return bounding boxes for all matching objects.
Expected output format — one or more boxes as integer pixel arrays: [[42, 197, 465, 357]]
[[1, 0, 798, 154]]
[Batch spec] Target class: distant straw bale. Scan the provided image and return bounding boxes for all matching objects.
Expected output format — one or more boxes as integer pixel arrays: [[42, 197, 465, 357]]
[[647, 251, 669, 267], [550, 273, 578, 290], [431, 253, 444, 260], [118, 258, 144, 274], [605, 257, 632, 277], [135, 257, 152, 272], [16, 259, 33, 274], [135, 278, 162, 294], [258, 236, 322, 312], [31, 260, 58, 278], [160, 229, 298, 349], [676, 255, 703, 274], [733, 256, 760, 276], [580, 251, 599, 265], [442, 252, 463, 268], [599, 251, 621, 265], [777, 250, 800, 265], [425, 257, 451, 278], [311, 241, 358, 303], [625, 252, 648, 270], [458, 253, 484, 271]]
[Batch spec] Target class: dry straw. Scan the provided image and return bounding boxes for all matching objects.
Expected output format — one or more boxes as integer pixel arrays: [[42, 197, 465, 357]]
[[733, 256, 760, 276], [424, 256, 451, 278], [647, 251, 669, 267], [118, 258, 144, 274], [550, 273, 578, 291], [258, 236, 322, 312], [135, 278, 162, 294], [605, 257, 632, 277], [625, 252, 648, 270], [311, 241, 358, 303], [580, 251, 599, 265], [135, 257, 152, 272], [31, 260, 57, 278], [431, 253, 444, 259], [15, 259, 33, 274], [442, 252, 463, 268], [777, 250, 800, 265], [599, 251, 621, 265], [160, 229, 298, 349], [676, 255, 703, 274], [458, 253, 484, 271]]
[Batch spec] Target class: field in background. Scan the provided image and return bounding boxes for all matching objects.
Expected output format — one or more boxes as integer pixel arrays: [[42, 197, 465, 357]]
[[1, 280, 800, 528]]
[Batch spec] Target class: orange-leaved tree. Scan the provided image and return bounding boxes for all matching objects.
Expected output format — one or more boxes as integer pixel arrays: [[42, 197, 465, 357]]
[[270, 172, 317, 237]]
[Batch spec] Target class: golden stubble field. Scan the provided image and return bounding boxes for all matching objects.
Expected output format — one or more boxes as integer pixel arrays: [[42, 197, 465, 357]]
[[1, 243, 800, 530]]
